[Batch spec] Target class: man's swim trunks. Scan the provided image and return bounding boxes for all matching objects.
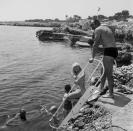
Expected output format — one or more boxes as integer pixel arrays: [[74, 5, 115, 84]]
[[104, 47, 118, 59]]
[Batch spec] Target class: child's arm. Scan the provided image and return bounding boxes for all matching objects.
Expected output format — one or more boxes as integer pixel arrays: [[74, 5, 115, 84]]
[[74, 72, 85, 85], [6, 113, 19, 125]]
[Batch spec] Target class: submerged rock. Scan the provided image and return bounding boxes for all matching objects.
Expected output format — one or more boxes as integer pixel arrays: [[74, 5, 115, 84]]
[[36, 29, 67, 42]]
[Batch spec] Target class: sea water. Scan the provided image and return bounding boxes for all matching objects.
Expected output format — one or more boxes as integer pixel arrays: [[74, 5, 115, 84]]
[[0, 25, 91, 131]]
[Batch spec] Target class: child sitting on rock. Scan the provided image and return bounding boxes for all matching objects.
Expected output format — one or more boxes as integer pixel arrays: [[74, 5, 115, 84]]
[[6, 108, 27, 126], [64, 63, 86, 106]]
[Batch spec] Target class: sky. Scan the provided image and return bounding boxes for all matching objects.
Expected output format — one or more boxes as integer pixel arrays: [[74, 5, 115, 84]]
[[0, 0, 132, 21]]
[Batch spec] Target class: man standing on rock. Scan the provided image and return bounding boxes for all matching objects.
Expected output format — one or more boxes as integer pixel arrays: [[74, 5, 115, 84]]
[[89, 19, 118, 98]]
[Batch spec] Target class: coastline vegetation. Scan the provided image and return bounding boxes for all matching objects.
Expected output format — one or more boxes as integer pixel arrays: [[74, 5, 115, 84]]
[[0, 10, 132, 28]]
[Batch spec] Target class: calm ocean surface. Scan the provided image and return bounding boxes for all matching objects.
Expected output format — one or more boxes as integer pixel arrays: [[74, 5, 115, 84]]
[[0, 25, 92, 131]]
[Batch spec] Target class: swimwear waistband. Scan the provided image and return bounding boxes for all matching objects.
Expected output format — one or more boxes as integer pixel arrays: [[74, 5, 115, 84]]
[[104, 47, 118, 59]]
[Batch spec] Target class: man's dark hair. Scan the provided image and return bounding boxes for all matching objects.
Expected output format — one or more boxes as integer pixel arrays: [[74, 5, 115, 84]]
[[65, 84, 71, 93], [93, 19, 101, 27]]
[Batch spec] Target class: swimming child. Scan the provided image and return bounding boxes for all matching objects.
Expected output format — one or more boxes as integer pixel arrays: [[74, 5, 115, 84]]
[[6, 105, 53, 126], [4, 105, 58, 131], [6, 108, 27, 126], [47, 105, 59, 131]]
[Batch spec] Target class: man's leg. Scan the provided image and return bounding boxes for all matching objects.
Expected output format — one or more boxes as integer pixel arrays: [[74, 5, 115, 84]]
[[100, 57, 107, 92], [104, 56, 114, 97]]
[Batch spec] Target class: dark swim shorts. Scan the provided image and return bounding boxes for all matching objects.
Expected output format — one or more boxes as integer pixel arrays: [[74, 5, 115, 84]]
[[104, 47, 118, 59]]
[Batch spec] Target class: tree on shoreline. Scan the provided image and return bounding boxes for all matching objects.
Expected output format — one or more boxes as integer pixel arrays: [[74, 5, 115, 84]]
[[88, 10, 130, 21], [122, 10, 129, 20]]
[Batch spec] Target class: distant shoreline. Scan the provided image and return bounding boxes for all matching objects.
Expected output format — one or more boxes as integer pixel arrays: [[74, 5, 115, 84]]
[[0, 21, 65, 27]]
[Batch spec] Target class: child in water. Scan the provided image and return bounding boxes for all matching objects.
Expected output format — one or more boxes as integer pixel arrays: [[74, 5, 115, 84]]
[[63, 84, 72, 117], [44, 105, 59, 131], [5, 105, 59, 130], [6, 108, 27, 126]]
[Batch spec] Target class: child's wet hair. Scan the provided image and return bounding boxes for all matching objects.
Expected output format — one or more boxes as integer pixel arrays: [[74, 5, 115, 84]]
[[72, 62, 82, 76], [49, 105, 58, 114], [19, 109, 27, 121], [65, 84, 71, 93]]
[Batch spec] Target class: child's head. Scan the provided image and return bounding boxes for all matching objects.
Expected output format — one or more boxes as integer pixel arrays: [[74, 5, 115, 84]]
[[72, 62, 82, 77], [19, 109, 27, 121], [49, 105, 58, 114], [64, 84, 71, 93]]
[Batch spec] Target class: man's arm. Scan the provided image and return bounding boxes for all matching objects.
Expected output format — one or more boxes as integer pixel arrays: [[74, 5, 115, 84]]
[[92, 28, 101, 59]]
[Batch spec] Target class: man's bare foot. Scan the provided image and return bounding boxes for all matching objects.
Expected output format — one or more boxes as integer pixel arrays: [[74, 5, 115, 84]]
[[102, 93, 114, 99]]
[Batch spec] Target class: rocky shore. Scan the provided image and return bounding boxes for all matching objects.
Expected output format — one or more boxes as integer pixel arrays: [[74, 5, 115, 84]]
[[58, 61, 133, 131], [55, 21, 133, 130], [35, 20, 133, 49]]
